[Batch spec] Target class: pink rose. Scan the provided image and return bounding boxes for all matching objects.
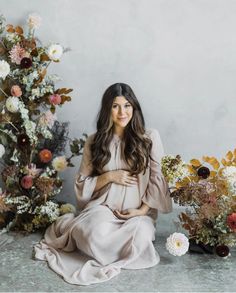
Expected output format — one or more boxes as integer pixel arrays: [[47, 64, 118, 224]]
[[11, 85, 22, 97], [49, 94, 61, 105], [21, 175, 33, 189]]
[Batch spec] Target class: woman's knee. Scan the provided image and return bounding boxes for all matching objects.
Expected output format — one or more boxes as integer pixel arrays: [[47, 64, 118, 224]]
[[135, 217, 155, 242]]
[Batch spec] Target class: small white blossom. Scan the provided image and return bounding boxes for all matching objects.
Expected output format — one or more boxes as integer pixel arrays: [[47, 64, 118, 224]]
[[33, 201, 60, 222], [222, 166, 236, 178], [5, 32, 21, 43], [47, 74, 62, 83], [222, 166, 236, 196], [18, 101, 37, 144], [0, 144, 5, 158], [4, 196, 32, 214], [0, 60, 10, 79]]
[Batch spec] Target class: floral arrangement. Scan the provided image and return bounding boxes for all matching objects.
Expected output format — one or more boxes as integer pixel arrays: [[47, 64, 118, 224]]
[[162, 151, 236, 257], [0, 14, 85, 233]]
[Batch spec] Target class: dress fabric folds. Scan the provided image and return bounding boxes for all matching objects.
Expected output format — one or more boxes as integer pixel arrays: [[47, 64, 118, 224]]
[[34, 129, 172, 285]]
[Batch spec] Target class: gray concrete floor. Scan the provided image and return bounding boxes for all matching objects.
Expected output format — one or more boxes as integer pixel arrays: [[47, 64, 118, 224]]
[[0, 208, 236, 292]]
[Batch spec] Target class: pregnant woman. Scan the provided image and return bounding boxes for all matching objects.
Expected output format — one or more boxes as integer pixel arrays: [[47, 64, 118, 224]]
[[34, 82, 172, 285]]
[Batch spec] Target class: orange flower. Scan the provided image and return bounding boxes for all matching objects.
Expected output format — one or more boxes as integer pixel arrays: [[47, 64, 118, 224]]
[[39, 149, 52, 163]]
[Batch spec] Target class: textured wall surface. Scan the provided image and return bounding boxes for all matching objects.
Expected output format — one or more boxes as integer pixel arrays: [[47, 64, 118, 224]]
[[2, 0, 236, 203]]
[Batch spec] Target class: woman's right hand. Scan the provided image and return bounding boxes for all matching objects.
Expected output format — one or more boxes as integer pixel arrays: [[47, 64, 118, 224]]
[[108, 170, 138, 187]]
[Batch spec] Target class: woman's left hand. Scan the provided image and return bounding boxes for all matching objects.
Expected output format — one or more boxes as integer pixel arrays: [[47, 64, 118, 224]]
[[113, 208, 145, 220]]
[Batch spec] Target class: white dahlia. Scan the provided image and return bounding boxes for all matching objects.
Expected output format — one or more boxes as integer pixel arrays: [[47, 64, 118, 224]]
[[0, 60, 10, 79], [166, 232, 189, 256], [0, 144, 5, 158], [5, 96, 19, 113], [47, 44, 63, 61]]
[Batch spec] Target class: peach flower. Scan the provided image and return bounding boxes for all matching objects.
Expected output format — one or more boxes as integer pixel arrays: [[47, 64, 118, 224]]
[[11, 85, 22, 97], [49, 94, 61, 105], [21, 175, 33, 189]]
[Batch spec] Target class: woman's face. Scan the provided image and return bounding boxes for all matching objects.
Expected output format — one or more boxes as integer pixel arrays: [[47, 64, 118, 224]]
[[111, 96, 133, 131]]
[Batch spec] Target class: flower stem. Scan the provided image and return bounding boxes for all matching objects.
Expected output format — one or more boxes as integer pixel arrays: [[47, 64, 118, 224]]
[[0, 87, 9, 97], [4, 118, 20, 133]]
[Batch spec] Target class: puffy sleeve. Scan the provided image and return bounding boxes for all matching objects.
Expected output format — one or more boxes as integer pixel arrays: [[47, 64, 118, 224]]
[[142, 129, 173, 213], [74, 134, 98, 209]]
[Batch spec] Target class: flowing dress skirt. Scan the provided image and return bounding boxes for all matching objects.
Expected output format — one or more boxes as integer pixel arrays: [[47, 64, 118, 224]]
[[34, 204, 159, 285]]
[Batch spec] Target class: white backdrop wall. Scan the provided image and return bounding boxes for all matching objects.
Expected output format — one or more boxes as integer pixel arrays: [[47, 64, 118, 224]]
[[2, 0, 236, 204]]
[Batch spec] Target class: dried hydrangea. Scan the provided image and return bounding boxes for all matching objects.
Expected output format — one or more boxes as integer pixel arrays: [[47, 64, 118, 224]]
[[35, 176, 54, 194], [161, 155, 189, 185]]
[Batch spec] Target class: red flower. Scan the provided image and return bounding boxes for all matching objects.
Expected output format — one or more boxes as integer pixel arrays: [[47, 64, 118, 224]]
[[21, 175, 33, 189], [227, 213, 236, 232], [39, 149, 52, 163]]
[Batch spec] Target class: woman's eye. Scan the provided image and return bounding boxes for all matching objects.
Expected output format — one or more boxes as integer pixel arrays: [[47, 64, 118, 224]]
[[112, 105, 118, 108], [125, 104, 131, 108]]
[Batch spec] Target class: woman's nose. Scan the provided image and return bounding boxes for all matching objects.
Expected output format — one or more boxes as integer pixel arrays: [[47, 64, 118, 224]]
[[118, 106, 125, 114]]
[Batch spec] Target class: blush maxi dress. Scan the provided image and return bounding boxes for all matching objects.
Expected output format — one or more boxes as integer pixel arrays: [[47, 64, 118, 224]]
[[34, 128, 173, 285]]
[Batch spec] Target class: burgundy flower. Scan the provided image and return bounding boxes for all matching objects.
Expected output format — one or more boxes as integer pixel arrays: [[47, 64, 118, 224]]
[[215, 245, 230, 257], [227, 213, 236, 232], [20, 175, 33, 189], [197, 166, 210, 179], [20, 57, 32, 69], [17, 134, 30, 149]]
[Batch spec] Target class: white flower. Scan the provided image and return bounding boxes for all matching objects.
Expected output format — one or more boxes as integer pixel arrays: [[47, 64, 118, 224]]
[[5, 32, 21, 44], [5, 96, 19, 113], [47, 44, 63, 61], [52, 156, 68, 171], [33, 201, 60, 222], [4, 195, 32, 214], [27, 13, 42, 29], [0, 60, 10, 79], [0, 144, 5, 158], [222, 167, 236, 196], [166, 232, 189, 256], [222, 166, 236, 178]]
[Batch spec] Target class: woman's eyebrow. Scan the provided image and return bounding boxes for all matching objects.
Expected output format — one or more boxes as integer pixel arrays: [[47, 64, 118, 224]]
[[112, 102, 131, 105]]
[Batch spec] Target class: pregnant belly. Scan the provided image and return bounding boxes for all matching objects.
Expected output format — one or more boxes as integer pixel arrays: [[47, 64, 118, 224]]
[[103, 183, 141, 211]]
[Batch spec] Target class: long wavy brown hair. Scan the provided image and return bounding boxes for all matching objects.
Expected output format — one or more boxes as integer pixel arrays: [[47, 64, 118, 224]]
[[90, 83, 152, 175]]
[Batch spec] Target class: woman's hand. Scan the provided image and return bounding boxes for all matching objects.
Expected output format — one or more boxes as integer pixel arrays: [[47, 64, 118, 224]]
[[113, 208, 144, 220], [109, 170, 138, 187], [113, 203, 150, 220]]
